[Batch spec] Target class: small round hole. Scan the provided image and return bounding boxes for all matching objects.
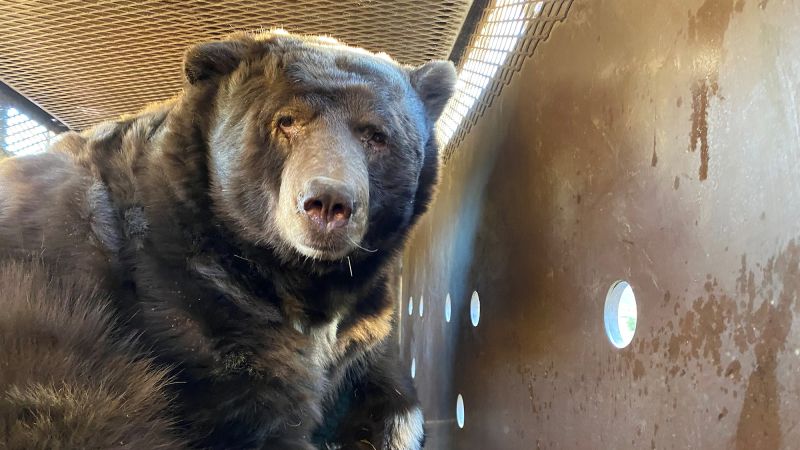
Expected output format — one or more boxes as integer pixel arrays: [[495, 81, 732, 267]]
[[604, 280, 638, 348], [419, 295, 424, 317], [411, 357, 416, 379], [470, 291, 480, 327], [408, 296, 414, 316], [456, 394, 465, 428], [445, 293, 452, 323]]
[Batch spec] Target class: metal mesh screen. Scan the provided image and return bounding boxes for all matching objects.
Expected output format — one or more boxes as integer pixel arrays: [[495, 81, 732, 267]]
[[0, 86, 58, 158], [438, 0, 573, 161], [0, 107, 56, 158], [0, 1, 471, 131]]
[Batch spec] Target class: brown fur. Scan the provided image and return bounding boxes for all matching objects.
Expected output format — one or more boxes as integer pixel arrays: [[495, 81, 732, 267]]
[[0, 261, 184, 449], [0, 31, 455, 449]]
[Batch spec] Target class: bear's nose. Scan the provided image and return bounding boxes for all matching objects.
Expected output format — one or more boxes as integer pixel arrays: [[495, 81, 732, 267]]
[[301, 177, 354, 231]]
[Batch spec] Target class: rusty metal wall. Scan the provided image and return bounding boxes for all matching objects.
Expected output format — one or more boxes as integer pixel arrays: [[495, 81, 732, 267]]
[[399, 0, 800, 448]]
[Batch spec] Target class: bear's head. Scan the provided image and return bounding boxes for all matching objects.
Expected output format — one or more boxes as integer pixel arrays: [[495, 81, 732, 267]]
[[183, 31, 456, 264]]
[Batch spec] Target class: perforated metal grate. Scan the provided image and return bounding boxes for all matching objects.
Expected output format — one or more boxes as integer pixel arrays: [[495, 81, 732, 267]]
[[0, 107, 56, 158], [0, 86, 58, 157], [437, 0, 573, 161], [0, 1, 471, 131]]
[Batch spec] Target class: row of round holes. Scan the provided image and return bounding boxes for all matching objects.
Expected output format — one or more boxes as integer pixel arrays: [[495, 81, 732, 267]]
[[408, 281, 639, 430], [408, 291, 481, 327], [408, 291, 480, 429], [409, 282, 638, 346]]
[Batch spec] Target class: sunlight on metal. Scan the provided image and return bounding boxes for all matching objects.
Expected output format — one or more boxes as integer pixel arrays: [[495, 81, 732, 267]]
[[437, 0, 543, 146], [0, 107, 56, 157]]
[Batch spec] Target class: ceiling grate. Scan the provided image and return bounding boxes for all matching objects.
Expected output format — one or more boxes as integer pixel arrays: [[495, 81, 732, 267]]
[[437, 0, 573, 162], [0, 1, 471, 131]]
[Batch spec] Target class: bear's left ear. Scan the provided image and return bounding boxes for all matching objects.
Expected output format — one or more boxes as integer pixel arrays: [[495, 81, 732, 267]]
[[184, 40, 249, 85], [410, 60, 457, 122]]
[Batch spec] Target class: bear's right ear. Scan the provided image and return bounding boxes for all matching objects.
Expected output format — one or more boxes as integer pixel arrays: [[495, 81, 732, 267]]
[[410, 60, 457, 122], [183, 40, 248, 85]]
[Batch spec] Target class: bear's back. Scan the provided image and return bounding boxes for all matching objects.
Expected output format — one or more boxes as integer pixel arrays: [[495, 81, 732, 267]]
[[0, 134, 121, 278]]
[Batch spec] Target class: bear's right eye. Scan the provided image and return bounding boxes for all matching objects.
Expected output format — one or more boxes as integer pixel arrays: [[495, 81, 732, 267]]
[[277, 116, 295, 129]]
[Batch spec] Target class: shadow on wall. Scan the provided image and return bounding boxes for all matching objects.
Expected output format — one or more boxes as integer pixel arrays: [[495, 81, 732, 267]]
[[400, 111, 505, 447]]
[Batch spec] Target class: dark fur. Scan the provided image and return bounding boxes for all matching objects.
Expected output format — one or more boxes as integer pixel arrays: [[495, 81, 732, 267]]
[[0, 261, 184, 450], [0, 32, 455, 449]]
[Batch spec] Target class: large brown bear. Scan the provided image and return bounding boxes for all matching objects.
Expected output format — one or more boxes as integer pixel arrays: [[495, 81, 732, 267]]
[[0, 31, 455, 449]]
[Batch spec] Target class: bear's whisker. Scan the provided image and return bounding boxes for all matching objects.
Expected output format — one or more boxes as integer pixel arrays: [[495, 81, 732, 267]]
[[348, 236, 378, 253]]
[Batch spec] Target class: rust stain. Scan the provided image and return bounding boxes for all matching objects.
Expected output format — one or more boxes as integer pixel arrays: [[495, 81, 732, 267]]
[[691, 0, 736, 61], [673, 176, 680, 190], [687, 0, 736, 181], [733, 256, 758, 353], [633, 360, 646, 380], [642, 240, 800, 448], [735, 0, 745, 12], [690, 78, 719, 180], [758, 0, 768, 9], [659, 275, 733, 374], [724, 360, 742, 383], [734, 243, 798, 450]]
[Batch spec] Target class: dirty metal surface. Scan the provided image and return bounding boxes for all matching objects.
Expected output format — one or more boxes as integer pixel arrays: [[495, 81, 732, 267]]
[[398, 0, 800, 448]]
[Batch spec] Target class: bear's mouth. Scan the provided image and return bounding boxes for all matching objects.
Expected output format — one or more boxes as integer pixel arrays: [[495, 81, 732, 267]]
[[293, 237, 355, 261]]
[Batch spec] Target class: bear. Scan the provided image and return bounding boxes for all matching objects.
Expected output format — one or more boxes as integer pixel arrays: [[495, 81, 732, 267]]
[[0, 30, 456, 449]]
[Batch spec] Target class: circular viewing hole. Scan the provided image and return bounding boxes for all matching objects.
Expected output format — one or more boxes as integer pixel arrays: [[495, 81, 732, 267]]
[[419, 295, 424, 317], [445, 293, 452, 323], [411, 357, 416, 379], [408, 296, 414, 316], [456, 394, 465, 428], [470, 291, 480, 327], [604, 281, 638, 348]]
